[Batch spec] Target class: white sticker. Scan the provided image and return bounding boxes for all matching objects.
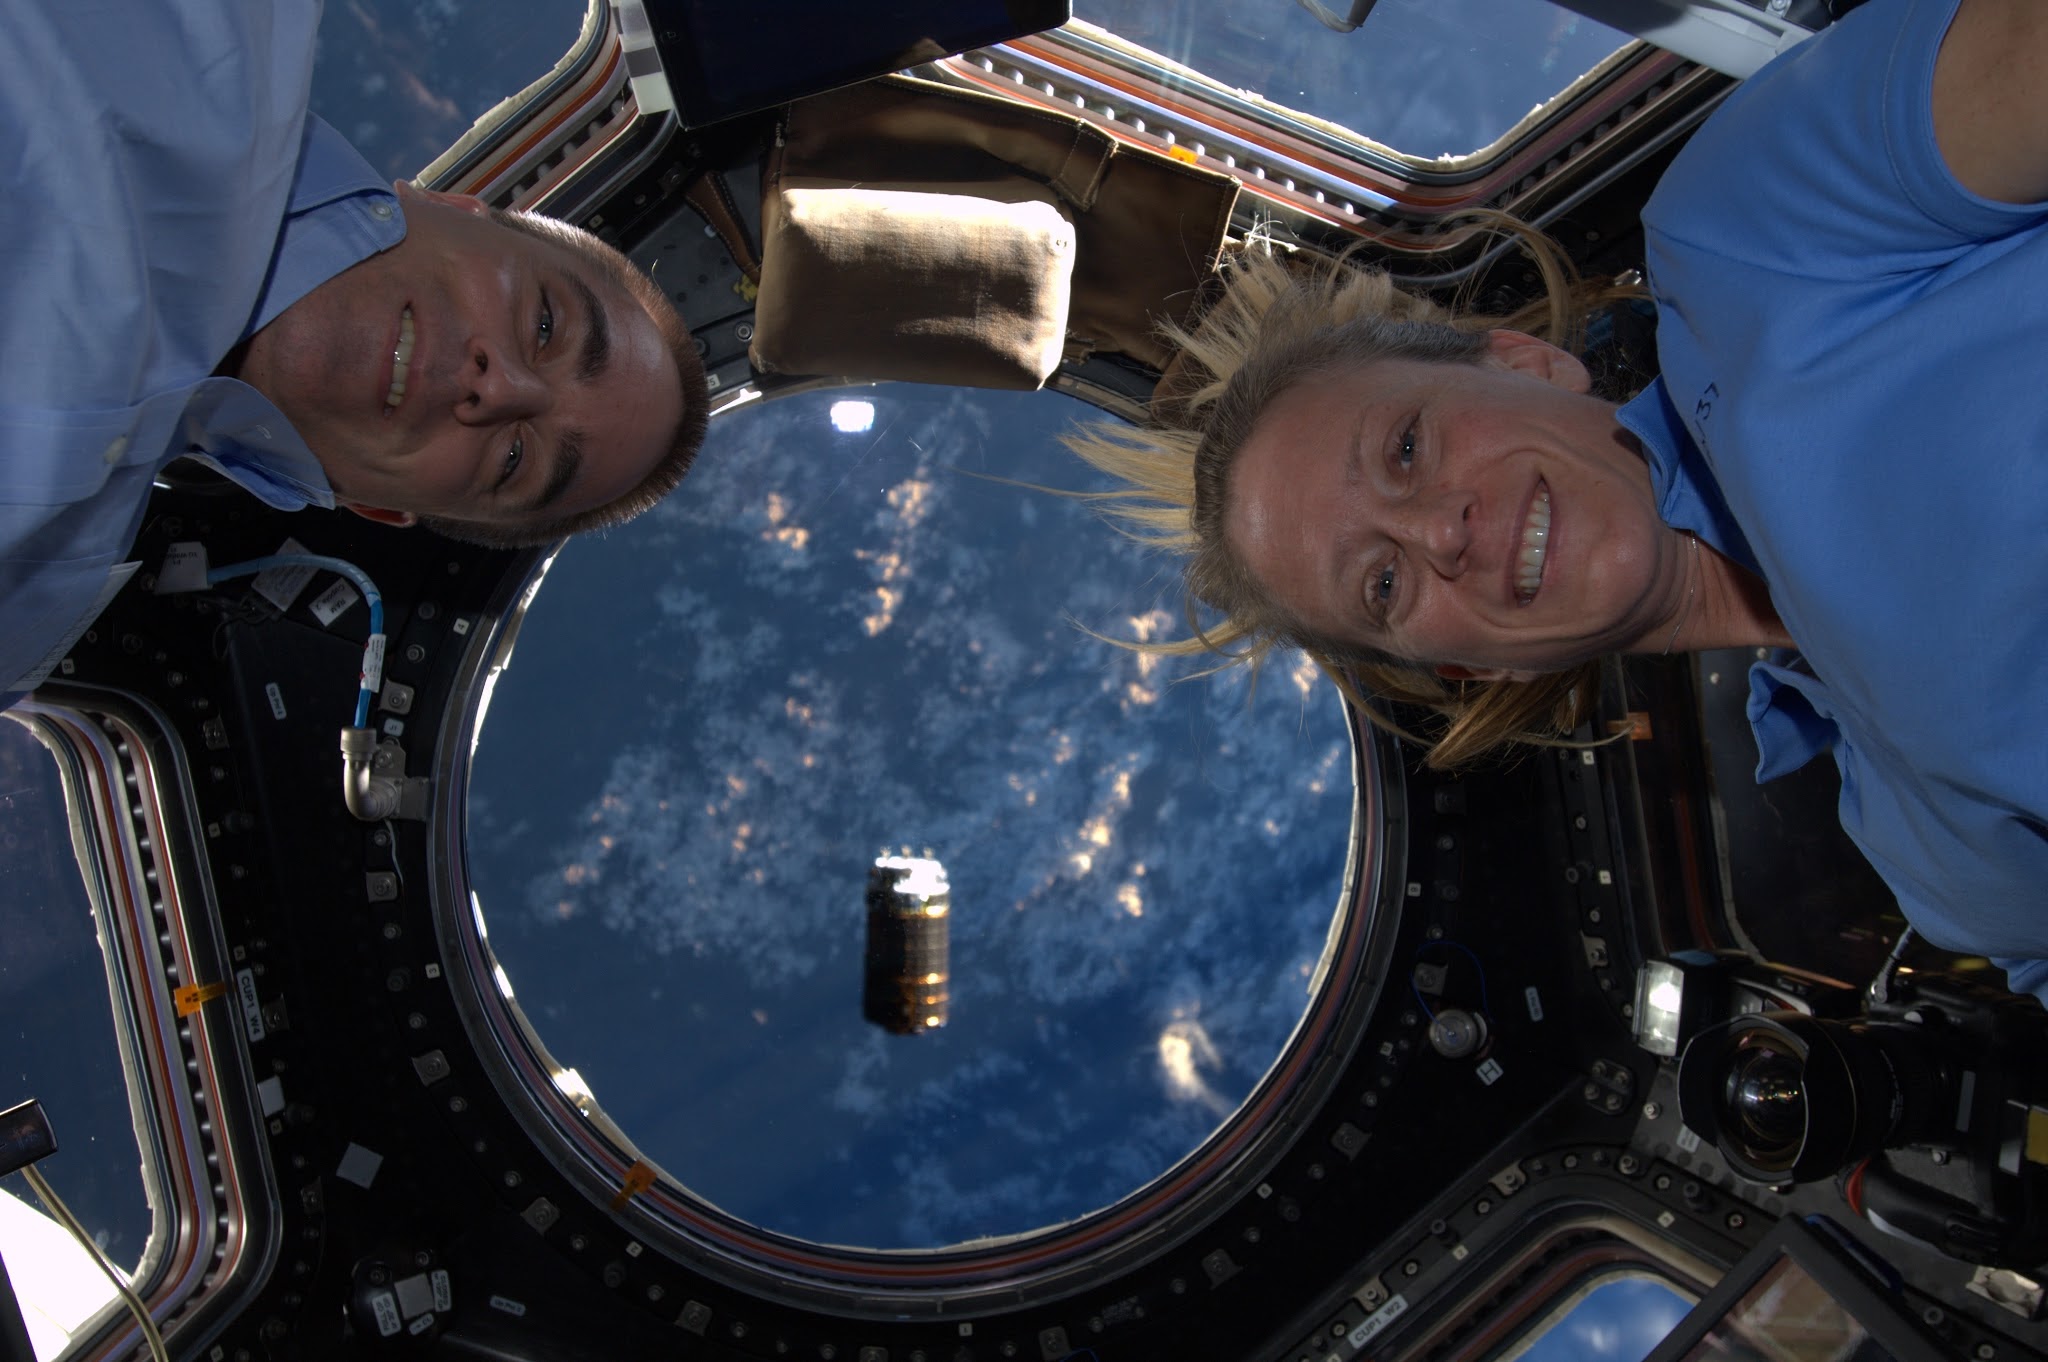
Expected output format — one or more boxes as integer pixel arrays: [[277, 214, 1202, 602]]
[[1349, 1293, 1409, 1349], [310, 579, 360, 626], [236, 967, 266, 1042], [253, 540, 316, 611], [407, 1312, 435, 1336], [432, 1270, 452, 1313], [1676, 1124, 1702, 1154], [1657, 1209, 1677, 1228], [265, 681, 287, 720], [336, 1142, 383, 1188], [369, 1291, 401, 1337], [257, 1076, 285, 1117], [1597, 869, 1612, 886], [156, 542, 210, 594], [1524, 986, 1545, 1022], [382, 717, 406, 737], [1476, 1058, 1505, 1086], [489, 1296, 527, 1317], [361, 634, 387, 692], [11, 562, 140, 692]]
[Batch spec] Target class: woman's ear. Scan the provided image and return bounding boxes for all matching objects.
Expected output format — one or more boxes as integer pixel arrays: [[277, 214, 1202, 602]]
[[1482, 330, 1591, 395], [1435, 662, 1542, 684]]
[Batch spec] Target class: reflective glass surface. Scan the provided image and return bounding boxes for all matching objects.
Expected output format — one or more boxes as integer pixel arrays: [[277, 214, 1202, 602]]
[[1521, 1273, 1694, 1362], [466, 386, 1356, 1248], [0, 718, 149, 1268], [1072, 0, 1630, 157], [310, 0, 587, 180]]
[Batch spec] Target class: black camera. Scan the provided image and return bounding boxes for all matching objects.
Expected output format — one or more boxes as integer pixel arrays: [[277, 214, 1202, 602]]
[[1638, 954, 2048, 1269]]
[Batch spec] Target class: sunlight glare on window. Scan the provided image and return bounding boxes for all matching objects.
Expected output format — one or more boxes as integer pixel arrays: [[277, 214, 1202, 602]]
[[831, 399, 877, 434]]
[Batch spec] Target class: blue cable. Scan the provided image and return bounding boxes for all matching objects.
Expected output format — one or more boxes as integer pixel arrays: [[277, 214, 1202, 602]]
[[1410, 939, 1493, 1022], [206, 554, 386, 727]]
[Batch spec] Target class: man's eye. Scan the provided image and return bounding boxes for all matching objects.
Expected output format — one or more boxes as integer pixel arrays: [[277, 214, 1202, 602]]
[[501, 437, 524, 487], [537, 294, 555, 348], [1395, 424, 1417, 471]]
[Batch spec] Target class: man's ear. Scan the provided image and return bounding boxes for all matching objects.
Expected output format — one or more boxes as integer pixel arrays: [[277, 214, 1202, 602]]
[[395, 180, 488, 217], [1434, 662, 1541, 684], [340, 502, 419, 529], [1482, 329, 1591, 395]]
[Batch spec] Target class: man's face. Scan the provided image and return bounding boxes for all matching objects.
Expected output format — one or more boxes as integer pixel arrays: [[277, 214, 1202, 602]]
[[1225, 331, 1691, 679], [238, 184, 686, 528]]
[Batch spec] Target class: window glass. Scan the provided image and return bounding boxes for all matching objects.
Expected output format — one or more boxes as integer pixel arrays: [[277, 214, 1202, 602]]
[[309, 0, 589, 181], [1071, 0, 1630, 158], [1517, 1273, 1694, 1361], [466, 385, 1358, 1249], [0, 718, 147, 1317]]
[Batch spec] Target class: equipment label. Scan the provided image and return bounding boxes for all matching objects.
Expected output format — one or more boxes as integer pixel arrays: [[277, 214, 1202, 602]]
[[310, 579, 359, 626], [361, 634, 387, 692], [1350, 1293, 1408, 1349], [1524, 986, 1544, 1022], [253, 540, 316, 611], [236, 967, 265, 1043], [369, 1291, 401, 1337], [264, 682, 287, 721]]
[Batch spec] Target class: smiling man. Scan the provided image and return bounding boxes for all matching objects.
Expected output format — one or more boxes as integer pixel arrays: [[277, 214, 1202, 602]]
[[0, 0, 709, 699]]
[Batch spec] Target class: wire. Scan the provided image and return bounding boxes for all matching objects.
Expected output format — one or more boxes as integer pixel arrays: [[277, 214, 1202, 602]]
[[1410, 939, 1494, 1023], [19, 1165, 170, 1362], [206, 554, 386, 727]]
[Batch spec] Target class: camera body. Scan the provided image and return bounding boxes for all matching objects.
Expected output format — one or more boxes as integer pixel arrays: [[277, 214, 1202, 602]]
[[1643, 954, 2048, 1270]]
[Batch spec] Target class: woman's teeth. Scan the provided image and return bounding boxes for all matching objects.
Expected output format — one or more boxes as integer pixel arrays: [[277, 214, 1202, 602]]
[[1516, 482, 1550, 604], [384, 308, 414, 413]]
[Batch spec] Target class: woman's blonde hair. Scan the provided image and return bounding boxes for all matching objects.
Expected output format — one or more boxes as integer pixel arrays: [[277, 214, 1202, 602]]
[[1064, 222, 1636, 768]]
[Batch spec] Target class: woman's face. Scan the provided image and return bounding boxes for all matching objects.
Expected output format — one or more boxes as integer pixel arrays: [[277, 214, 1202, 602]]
[[1223, 331, 1689, 678]]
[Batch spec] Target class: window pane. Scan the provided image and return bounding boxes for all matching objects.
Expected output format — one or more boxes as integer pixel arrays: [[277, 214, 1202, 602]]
[[466, 385, 1358, 1249], [310, 0, 589, 180], [0, 717, 148, 1352], [1073, 0, 1630, 158], [1519, 1274, 1695, 1361]]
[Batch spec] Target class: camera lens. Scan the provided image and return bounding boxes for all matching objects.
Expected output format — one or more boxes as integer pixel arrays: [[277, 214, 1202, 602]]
[[1722, 1033, 1807, 1155], [1676, 1012, 1950, 1184]]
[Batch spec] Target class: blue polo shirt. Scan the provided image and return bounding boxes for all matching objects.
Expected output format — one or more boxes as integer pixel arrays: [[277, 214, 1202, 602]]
[[1617, 0, 2048, 1000], [0, 1, 405, 696]]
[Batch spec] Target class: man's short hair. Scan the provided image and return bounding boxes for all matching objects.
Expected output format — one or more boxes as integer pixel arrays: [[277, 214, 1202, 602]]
[[420, 208, 710, 548]]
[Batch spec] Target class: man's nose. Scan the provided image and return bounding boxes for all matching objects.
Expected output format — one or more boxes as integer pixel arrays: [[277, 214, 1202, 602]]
[[455, 338, 547, 423], [1396, 487, 1473, 578]]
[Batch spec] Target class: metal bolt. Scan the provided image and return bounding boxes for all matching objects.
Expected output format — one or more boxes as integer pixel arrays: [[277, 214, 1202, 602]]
[[1727, 1212, 1745, 1229], [1931, 1149, 1951, 1166], [1618, 1154, 1641, 1176], [1643, 1101, 1662, 1119], [735, 322, 755, 342], [405, 643, 427, 664], [418, 602, 438, 620], [1974, 1346, 1994, 1360]]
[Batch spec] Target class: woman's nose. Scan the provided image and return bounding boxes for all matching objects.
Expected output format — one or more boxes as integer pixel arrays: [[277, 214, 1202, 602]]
[[1398, 488, 1473, 578]]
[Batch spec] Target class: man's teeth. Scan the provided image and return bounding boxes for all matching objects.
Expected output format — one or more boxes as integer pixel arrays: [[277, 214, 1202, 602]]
[[384, 308, 414, 413], [1515, 483, 1551, 604]]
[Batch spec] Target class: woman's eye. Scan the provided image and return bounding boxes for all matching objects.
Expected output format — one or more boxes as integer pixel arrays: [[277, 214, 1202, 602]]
[[1373, 561, 1398, 608]]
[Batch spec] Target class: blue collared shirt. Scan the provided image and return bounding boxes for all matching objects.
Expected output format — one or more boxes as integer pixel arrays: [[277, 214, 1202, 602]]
[[1613, 0, 2048, 1003], [0, 1, 404, 695]]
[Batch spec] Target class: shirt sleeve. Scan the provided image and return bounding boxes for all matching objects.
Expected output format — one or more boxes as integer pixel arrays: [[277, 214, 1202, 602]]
[[1642, 0, 2048, 282]]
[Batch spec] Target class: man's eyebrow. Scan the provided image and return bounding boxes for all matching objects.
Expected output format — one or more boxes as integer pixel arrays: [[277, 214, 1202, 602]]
[[569, 271, 610, 383], [522, 429, 584, 516]]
